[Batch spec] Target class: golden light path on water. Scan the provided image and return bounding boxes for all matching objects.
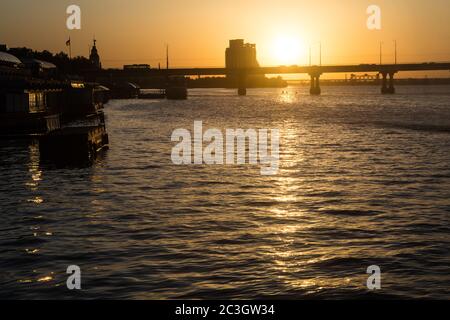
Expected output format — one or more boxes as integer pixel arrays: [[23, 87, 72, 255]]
[[261, 120, 351, 293]]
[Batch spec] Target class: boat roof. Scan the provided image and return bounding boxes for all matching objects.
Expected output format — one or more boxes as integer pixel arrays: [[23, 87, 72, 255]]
[[96, 85, 110, 91], [0, 78, 69, 90], [0, 51, 22, 66], [127, 82, 140, 89], [22, 58, 57, 69]]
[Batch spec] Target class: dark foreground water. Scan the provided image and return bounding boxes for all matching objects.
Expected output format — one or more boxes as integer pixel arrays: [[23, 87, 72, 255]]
[[1, 85, 449, 299]]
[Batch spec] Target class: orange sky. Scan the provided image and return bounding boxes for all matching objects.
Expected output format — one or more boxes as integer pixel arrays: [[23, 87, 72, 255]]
[[1, 0, 449, 77]]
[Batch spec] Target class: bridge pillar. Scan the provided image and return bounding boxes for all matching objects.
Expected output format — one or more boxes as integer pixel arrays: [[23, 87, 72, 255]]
[[381, 72, 388, 94], [238, 73, 247, 96], [381, 72, 396, 94], [309, 73, 321, 95], [388, 72, 396, 94]]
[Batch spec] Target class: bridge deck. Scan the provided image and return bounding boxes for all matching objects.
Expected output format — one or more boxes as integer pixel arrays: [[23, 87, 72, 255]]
[[148, 63, 450, 76]]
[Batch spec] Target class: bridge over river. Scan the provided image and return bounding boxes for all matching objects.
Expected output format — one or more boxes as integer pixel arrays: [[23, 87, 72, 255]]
[[157, 62, 450, 95], [143, 62, 450, 95]]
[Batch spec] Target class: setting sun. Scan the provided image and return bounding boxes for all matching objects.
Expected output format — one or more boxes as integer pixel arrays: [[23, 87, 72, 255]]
[[271, 35, 304, 66]]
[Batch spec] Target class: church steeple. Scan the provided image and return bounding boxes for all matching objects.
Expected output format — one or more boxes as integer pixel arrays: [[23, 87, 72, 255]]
[[89, 38, 101, 69]]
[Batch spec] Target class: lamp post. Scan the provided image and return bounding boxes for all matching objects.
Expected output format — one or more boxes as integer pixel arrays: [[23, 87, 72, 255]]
[[394, 40, 397, 65], [319, 42, 322, 66], [379, 41, 383, 65]]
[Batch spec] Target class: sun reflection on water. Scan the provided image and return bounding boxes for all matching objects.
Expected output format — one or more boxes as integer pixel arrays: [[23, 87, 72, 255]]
[[277, 89, 300, 104], [26, 143, 42, 190], [37, 275, 53, 283], [260, 120, 351, 294]]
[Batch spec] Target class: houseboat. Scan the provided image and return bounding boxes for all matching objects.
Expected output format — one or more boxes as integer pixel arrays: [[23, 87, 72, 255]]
[[0, 50, 109, 164], [0, 77, 63, 136]]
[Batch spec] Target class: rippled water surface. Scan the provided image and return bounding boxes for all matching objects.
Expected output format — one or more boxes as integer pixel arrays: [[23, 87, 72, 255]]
[[1, 86, 449, 299]]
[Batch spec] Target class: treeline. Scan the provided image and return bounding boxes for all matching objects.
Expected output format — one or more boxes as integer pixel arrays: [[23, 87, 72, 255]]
[[7, 47, 96, 75]]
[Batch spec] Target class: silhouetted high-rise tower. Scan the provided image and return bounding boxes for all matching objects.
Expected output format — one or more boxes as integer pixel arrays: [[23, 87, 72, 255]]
[[225, 39, 259, 69]]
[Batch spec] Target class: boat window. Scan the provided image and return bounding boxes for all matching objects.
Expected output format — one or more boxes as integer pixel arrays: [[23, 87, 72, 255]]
[[29, 93, 36, 109], [29, 92, 46, 113]]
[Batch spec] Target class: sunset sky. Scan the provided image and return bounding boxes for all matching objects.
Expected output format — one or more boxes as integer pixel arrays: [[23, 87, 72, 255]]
[[1, 0, 449, 72]]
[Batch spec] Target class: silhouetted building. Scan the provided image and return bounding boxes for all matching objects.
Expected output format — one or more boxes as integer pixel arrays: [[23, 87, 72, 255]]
[[0, 44, 7, 52], [89, 39, 102, 69], [225, 39, 259, 69]]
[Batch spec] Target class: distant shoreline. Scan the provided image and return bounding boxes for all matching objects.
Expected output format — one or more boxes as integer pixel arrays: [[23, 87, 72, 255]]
[[288, 78, 450, 86], [183, 77, 450, 89]]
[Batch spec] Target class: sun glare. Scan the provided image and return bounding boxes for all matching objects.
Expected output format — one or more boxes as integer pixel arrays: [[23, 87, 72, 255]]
[[272, 35, 303, 66]]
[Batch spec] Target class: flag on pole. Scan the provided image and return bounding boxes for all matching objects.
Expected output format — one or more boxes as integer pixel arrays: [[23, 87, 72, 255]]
[[66, 37, 72, 60]]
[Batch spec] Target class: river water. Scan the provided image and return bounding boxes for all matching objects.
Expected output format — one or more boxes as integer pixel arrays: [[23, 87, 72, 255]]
[[1, 85, 449, 299]]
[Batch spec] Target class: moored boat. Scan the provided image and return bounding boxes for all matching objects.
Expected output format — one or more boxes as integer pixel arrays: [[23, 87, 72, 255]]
[[0, 50, 110, 164]]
